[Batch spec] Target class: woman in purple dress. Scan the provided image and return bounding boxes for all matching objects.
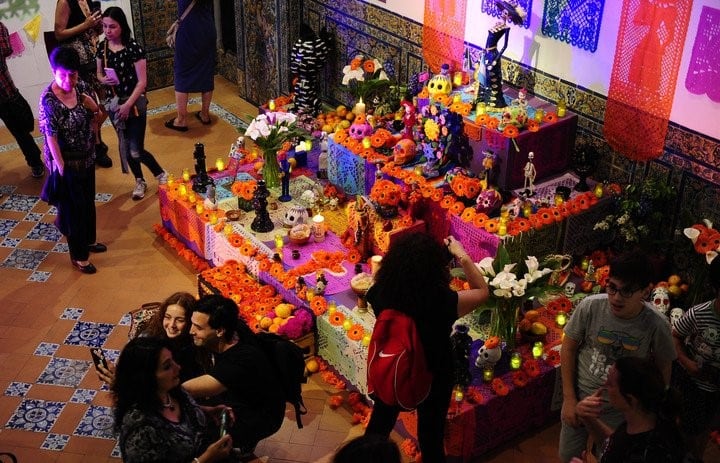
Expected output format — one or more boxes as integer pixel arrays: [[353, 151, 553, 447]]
[[165, 0, 216, 132]]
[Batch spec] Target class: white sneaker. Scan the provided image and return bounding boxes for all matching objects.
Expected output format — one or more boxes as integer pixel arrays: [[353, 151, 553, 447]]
[[156, 171, 168, 184], [132, 179, 147, 200]]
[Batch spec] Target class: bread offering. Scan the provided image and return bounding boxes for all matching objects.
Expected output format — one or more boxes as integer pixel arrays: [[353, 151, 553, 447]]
[[288, 223, 311, 245]]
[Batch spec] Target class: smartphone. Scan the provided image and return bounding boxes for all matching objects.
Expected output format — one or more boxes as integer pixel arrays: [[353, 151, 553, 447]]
[[219, 408, 229, 437], [90, 348, 109, 371], [104, 68, 119, 83]]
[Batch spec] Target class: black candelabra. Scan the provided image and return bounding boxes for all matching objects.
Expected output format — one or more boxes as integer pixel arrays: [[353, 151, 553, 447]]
[[192, 142, 214, 194], [251, 179, 274, 232]]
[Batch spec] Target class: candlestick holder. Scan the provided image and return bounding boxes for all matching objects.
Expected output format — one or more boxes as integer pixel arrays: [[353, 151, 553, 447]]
[[250, 179, 274, 232]]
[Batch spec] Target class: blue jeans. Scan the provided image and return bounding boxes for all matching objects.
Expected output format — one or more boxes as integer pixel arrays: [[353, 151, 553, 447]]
[[113, 95, 163, 180]]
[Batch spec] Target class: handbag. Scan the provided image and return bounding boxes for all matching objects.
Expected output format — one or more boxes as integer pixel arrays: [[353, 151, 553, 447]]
[[165, 0, 197, 49], [43, 31, 60, 59], [40, 167, 63, 206], [127, 302, 161, 339]]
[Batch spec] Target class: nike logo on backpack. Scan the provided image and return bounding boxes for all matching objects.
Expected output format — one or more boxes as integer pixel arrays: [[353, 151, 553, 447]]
[[378, 351, 396, 358]]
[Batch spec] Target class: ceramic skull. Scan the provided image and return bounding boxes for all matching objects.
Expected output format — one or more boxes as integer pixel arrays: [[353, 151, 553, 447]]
[[393, 138, 417, 165], [670, 307, 684, 326], [476, 188, 502, 215], [427, 73, 452, 98], [651, 287, 671, 315], [475, 343, 502, 367], [283, 205, 309, 228], [564, 282, 576, 298], [349, 118, 373, 141]]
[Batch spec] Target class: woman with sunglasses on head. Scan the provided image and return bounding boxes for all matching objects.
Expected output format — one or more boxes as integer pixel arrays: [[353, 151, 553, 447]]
[[557, 250, 676, 462]]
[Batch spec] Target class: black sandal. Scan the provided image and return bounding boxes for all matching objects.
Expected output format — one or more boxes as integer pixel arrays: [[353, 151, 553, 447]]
[[164, 118, 189, 132]]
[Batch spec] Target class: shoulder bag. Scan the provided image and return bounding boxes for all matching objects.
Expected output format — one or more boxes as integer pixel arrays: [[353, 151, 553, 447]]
[[165, 0, 197, 49]]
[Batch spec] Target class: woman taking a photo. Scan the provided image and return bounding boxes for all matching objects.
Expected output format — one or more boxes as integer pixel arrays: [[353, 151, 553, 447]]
[[113, 337, 232, 462], [39, 46, 106, 274], [96, 6, 167, 201]]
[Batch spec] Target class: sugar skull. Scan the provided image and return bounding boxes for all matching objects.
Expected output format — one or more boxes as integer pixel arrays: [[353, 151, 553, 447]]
[[349, 118, 373, 140], [393, 139, 417, 165], [670, 307, 684, 326], [564, 282, 576, 298], [651, 287, 670, 315], [283, 204, 309, 228], [475, 342, 502, 367], [427, 73, 452, 98], [476, 188, 502, 215]]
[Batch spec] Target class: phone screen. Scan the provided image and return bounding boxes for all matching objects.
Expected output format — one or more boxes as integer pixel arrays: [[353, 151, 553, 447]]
[[219, 409, 228, 437], [90, 348, 108, 371], [104, 68, 119, 83]]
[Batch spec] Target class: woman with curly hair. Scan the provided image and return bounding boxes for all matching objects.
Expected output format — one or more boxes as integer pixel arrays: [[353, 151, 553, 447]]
[[364, 232, 489, 462], [112, 337, 232, 463]]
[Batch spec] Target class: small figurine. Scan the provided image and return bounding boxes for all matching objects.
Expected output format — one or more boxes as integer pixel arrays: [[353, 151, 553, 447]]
[[278, 151, 292, 202], [295, 276, 306, 293], [523, 151, 537, 197], [315, 270, 328, 295], [203, 183, 217, 210], [512, 87, 528, 109], [317, 132, 328, 179], [482, 150, 495, 182]]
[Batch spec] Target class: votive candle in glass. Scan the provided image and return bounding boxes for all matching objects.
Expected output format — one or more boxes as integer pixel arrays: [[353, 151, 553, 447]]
[[510, 352, 522, 370], [166, 173, 175, 185], [532, 341, 544, 359], [482, 366, 494, 382], [557, 100, 567, 117], [268, 99, 276, 111], [215, 158, 225, 171], [556, 311, 568, 328], [182, 168, 191, 182], [534, 108, 544, 122], [476, 102, 487, 116], [195, 203, 204, 214]]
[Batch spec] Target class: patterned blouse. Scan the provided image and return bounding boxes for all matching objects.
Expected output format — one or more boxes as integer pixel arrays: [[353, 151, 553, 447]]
[[38, 80, 95, 168], [97, 39, 145, 99], [119, 389, 209, 463]]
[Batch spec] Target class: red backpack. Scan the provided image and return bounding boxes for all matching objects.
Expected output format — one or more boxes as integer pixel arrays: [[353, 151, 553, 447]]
[[367, 309, 433, 410]]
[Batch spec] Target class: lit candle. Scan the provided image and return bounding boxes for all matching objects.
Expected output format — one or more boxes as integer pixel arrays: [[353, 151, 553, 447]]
[[312, 214, 326, 242], [166, 173, 175, 185], [497, 220, 508, 236], [534, 108, 544, 123], [476, 102, 486, 116], [370, 255, 383, 275], [223, 223, 233, 236], [453, 386, 464, 402], [178, 184, 187, 197], [452, 94, 462, 104], [499, 205, 510, 220], [532, 341, 544, 359], [554, 194, 564, 206], [557, 100, 567, 118], [580, 256, 590, 271], [209, 213, 218, 225], [510, 352, 522, 370], [182, 168, 190, 182], [453, 71, 463, 87], [556, 311, 568, 328], [306, 288, 315, 301], [188, 192, 196, 204], [305, 139, 313, 151], [594, 183, 604, 198], [342, 319, 353, 331], [274, 234, 284, 250], [362, 137, 372, 149], [195, 203, 204, 214], [362, 334, 371, 346], [215, 158, 225, 171], [522, 203, 533, 218], [482, 366, 494, 383], [353, 97, 366, 115], [268, 99, 276, 111], [328, 300, 337, 314], [414, 165, 424, 177]]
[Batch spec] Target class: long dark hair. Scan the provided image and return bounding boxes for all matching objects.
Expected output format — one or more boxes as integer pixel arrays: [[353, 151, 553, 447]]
[[143, 292, 196, 341], [102, 6, 132, 44], [614, 357, 679, 422], [370, 232, 451, 315], [112, 337, 178, 433]]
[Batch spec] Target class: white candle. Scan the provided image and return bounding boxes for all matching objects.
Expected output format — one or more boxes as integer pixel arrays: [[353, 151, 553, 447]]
[[353, 97, 366, 115]]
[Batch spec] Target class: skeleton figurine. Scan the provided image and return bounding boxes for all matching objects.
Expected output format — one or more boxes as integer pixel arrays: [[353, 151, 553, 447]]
[[523, 151, 536, 197], [564, 282, 576, 298], [651, 287, 671, 316], [670, 307, 684, 327]]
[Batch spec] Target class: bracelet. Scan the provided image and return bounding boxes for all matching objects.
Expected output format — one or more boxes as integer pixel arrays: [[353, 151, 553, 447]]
[[193, 458, 200, 463]]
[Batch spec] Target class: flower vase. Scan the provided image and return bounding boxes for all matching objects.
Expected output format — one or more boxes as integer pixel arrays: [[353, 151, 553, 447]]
[[237, 197, 253, 212], [490, 299, 521, 349], [261, 150, 281, 188]]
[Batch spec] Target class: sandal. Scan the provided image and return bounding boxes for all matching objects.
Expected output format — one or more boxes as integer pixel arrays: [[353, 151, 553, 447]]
[[195, 111, 211, 125], [164, 118, 189, 132]]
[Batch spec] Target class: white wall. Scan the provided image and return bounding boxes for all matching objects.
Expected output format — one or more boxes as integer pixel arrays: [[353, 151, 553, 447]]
[[384, 0, 720, 141], [5, 0, 132, 118]]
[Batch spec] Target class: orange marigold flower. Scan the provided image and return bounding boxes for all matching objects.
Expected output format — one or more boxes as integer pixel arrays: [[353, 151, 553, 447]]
[[329, 312, 345, 326], [239, 243, 257, 257], [334, 129, 349, 144], [460, 207, 476, 222], [476, 113, 490, 126], [347, 249, 361, 264], [546, 349, 561, 367], [440, 195, 455, 209], [229, 233, 244, 247], [362, 59, 375, 73], [484, 218, 499, 234], [450, 201, 465, 216], [527, 119, 540, 132], [544, 111, 558, 124], [537, 208, 555, 225], [466, 386, 484, 404], [486, 117, 500, 130], [431, 189, 443, 202], [259, 284, 276, 298], [523, 359, 541, 377], [512, 370, 529, 388], [491, 378, 509, 396], [347, 324, 365, 341], [269, 263, 284, 278], [514, 218, 531, 232], [473, 213, 489, 229], [502, 125, 520, 138], [311, 296, 328, 316], [418, 86, 429, 98]]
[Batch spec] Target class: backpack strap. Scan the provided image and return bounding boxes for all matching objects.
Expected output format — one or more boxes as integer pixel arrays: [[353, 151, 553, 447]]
[[293, 397, 307, 429]]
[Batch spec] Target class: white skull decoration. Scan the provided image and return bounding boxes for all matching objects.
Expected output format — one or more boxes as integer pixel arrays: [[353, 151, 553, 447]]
[[475, 342, 502, 367], [283, 205, 309, 228], [564, 282, 576, 298], [670, 307, 684, 326], [651, 287, 670, 315]]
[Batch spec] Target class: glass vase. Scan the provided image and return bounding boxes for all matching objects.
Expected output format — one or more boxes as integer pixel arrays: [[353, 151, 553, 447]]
[[490, 298, 521, 350], [261, 150, 281, 188]]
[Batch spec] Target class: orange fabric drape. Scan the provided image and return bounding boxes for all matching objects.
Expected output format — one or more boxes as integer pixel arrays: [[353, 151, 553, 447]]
[[603, 0, 692, 161], [423, 0, 467, 74]]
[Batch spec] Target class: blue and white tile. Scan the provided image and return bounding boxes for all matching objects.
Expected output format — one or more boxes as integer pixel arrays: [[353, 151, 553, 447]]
[[5, 398, 65, 433], [24, 212, 44, 222], [1, 236, 21, 248], [73, 405, 116, 439], [0, 194, 40, 212], [36, 357, 92, 388], [0, 184, 16, 196], [28, 271, 52, 282], [95, 192, 112, 203], [60, 307, 84, 320], [70, 388, 97, 404], [103, 348, 121, 364], [25, 222, 62, 242], [64, 321, 114, 347], [51, 242, 69, 253], [34, 342, 60, 357], [111, 441, 122, 458], [1, 248, 48, 270], [4, 381, 32, 397], [118, 313, 132, 326], [47, 205, 58, 215], [41, 433, 70, 451], [0, 218, 19, 237]]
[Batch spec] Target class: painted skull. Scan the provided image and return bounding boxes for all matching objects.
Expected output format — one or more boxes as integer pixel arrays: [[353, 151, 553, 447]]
[[670, 307, 684, 326], [427, 73, 452, 98], [393, 138, 417, 165], [564, 282, 576, 298], [651, 287, 670, 315], [475, 343, 502, 367], [476, 188, 502, 215], [283, 205, 309, 228], [349, 119, 373, 140]]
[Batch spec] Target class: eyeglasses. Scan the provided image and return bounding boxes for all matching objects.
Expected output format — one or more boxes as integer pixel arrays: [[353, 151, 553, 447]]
[[605, 283, 640, 299]]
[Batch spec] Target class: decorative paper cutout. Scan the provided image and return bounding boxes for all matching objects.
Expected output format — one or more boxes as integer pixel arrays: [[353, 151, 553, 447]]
[[604, 0, 692, 161], [482, 0, 532, 29], [9, 31, 24, 58], [23, 13, 41, 43], [423, 0, 466, 74], [685, 6, 720, 102], [541, 0, 605, 52]]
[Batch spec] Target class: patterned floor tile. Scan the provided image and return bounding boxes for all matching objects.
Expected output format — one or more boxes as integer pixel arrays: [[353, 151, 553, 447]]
[[111, 441, 122, 458], [60, 307, 84, 320], [51, 242, 69, 253], [1, 236, 21, 247], [0, 218, 19, 237], [118, 313, 132, 326], [1, 248, 49, 270], [70, 388, 97, 404], [25, 222, 62, 242], [47, 205, 57, 215], [63, 321, 114, 347], [24, 212, 44, 222], [95, 193, 113, 203], [41, 433, 70, 451], [36, 357, 92, 388], [0, 194, 40, 212], [0, 184, 16, 196], [34, 342, 60, 357], [73, 405, 116, 439], [28, 271, 52, 282], [4, 381, 32, 397], [5, 398, 66, 433]]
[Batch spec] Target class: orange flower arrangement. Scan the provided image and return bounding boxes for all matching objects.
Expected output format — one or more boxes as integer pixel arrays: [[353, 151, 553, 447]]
[[546, 349, 561, 367], [230, 179, 257, 200], [476, 113, 490, 126], [329, 311, 345, 326], [449, 174, 483, 200], [369, 179, 402, 207], [310, 296, 328, 316], [460, 207, 476, 223], [547, 296, 573, 314], [486, 117, 500, 130]]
